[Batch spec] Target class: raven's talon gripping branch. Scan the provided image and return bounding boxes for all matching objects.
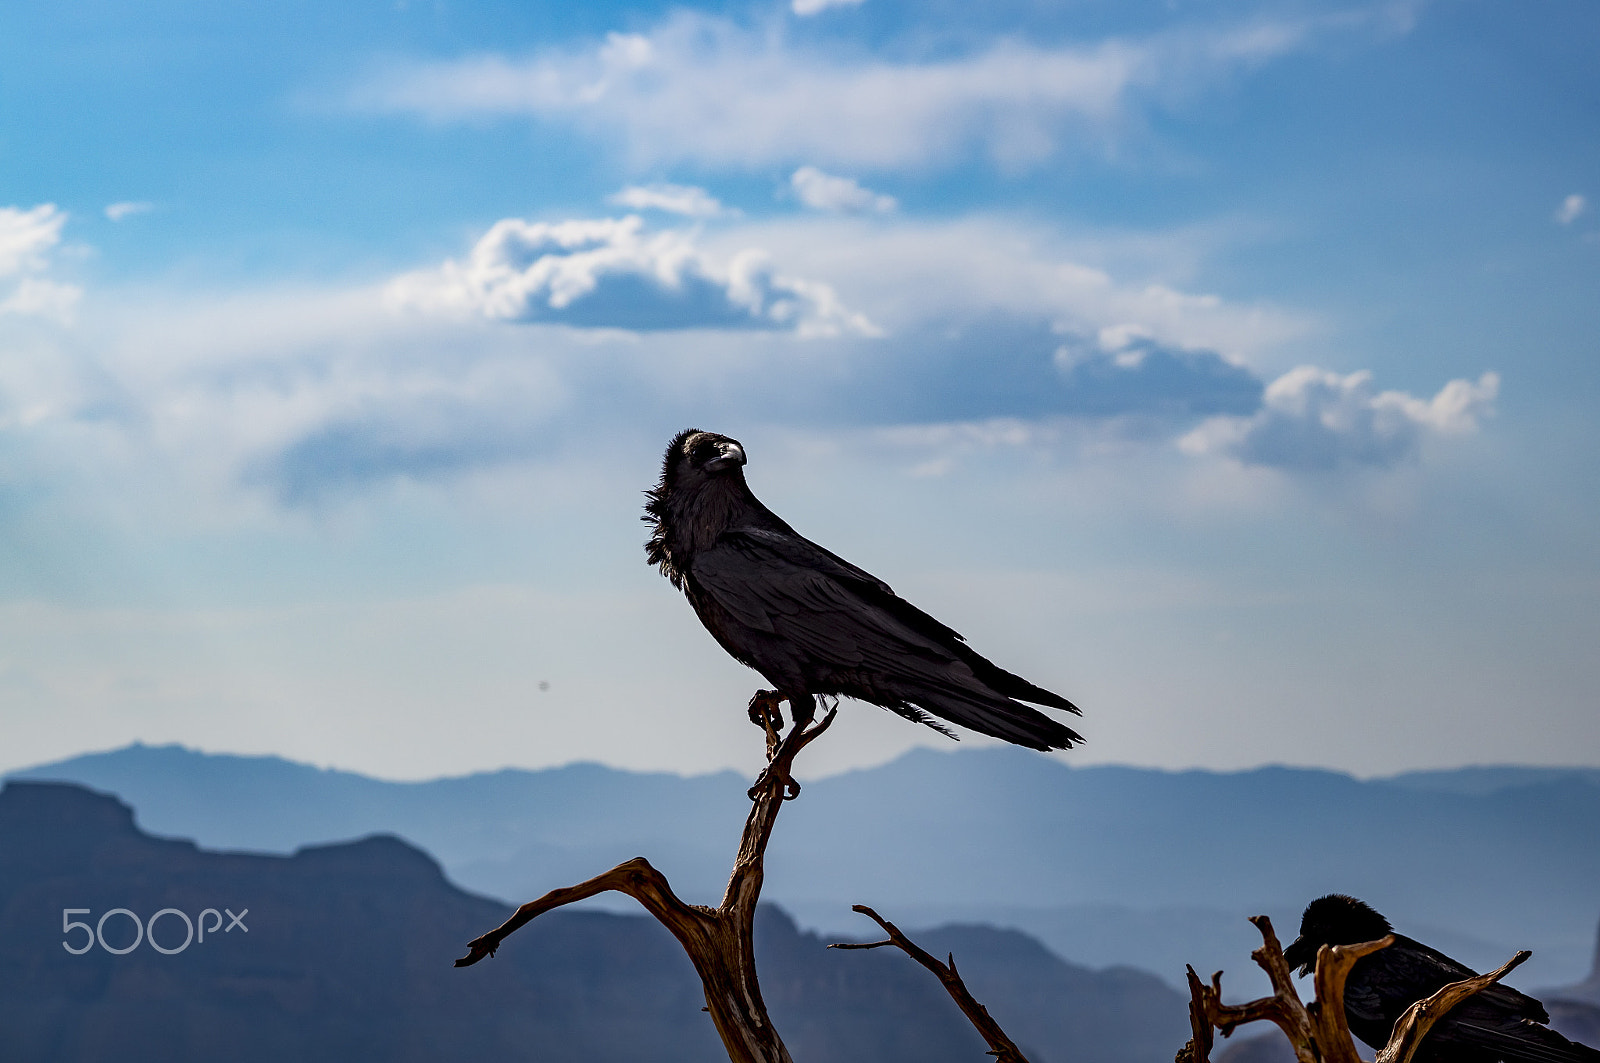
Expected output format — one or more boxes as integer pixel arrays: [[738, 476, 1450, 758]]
[[747, 705, 835, 801], [746, 690, 785, 730]]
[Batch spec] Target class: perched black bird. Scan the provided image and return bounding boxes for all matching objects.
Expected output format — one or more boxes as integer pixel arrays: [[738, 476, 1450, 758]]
[[645, 428, 1082, 794], [1283, 894, 1600, 1063]]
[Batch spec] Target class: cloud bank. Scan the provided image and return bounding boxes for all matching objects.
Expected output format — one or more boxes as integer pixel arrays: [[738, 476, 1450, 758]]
[[353, 11, 1320, 170], [0, 204, 1500, 514]]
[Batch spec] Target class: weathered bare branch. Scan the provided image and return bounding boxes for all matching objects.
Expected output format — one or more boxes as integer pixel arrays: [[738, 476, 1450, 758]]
[[830, 904, 1033, 1063], [1310, 937, 1395, 1063], [1180, 916, 1535, 1063], [455, 704, 838, 1063], [1374, 951, 1532, 1063], [1178, 967, 1217, 1063], [1178, 917, 1319, 1063]]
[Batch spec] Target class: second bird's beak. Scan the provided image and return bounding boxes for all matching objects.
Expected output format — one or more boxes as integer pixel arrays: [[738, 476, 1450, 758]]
[[1282, 938, 1313, 977], [706, 442, 747, 473]]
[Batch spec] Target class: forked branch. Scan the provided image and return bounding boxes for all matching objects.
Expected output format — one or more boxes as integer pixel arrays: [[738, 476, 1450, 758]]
[[1181, 917, 1318, 1063], [830, 904, 1033, 1063], [455, 704, 838, 1063], [1178, 916, 1532, 1063]]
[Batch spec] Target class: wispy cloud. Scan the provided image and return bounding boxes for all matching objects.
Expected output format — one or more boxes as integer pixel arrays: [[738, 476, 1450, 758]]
[[790, 167, 896, 213], [386, 214, 878, 336], [792, 0, 865, 16], [608, 183, 729, 218], [0, 204, 67, 277], [351, 10, 1331, 170], [105, 201, 155, 222], [1179, 367, 1499, 470], [1555, 193, 1587, 226]]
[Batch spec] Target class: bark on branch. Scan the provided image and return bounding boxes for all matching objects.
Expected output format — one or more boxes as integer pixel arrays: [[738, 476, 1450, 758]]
[[830, 904, 1033, 1063], [455, 702, 838, 1063], [1178, 916, 1531, 1063]]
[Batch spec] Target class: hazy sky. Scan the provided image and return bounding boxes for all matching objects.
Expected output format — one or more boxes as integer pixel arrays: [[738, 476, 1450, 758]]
[[1, 0, 1596, 781]]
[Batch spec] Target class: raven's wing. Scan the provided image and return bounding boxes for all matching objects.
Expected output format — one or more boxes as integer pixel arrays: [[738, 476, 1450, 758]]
[[689, 527, 1082, 750], [1393, 938, 1551, 1022], [1430, 1002, 1600, 1063], [1350, 941, 1588, 1063]]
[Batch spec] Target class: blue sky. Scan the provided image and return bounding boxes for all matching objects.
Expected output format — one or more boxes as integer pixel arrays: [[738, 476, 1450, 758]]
[[1, 0, 1596, 780]]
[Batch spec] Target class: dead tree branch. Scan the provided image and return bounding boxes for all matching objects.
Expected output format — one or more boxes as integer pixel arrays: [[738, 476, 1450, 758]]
[[455, 702, 838, 1063], [1181, 917, 1319, 1063], [1373, 950, 1531, 1063], [1178, 916, 1532, 1063], [829, 904, 1033, 1063], [1309, 936, 1397, 1063]]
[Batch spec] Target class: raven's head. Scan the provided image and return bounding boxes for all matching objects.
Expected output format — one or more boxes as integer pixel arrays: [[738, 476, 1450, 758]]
[[644, 429, 749, 585], [1282, 894, 1393, 977]]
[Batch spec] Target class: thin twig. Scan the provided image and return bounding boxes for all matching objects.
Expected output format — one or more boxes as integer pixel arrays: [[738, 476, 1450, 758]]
[[830, 904, 1033, 1063]]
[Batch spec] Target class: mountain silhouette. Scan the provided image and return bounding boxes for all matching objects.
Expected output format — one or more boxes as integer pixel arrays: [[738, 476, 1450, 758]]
[[13, 744, 1600, 992], [0, 779, 1189, 1062]]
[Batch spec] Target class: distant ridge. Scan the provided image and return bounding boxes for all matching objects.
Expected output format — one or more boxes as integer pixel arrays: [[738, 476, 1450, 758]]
[[1379, 765, 1600, 795], [10, 743, 1600, 992]]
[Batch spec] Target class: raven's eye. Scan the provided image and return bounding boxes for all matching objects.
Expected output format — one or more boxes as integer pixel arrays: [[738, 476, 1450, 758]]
[[689, 440, 718, 465]]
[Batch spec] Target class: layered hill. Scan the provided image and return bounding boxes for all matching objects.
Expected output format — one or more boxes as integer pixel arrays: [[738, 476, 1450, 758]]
[[12, 744, 1600, 992], [0, 779, 1189, 1063]]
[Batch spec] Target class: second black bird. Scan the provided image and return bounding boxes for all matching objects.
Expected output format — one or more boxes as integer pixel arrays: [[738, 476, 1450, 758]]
[[1283, 894, 1600, 1063]]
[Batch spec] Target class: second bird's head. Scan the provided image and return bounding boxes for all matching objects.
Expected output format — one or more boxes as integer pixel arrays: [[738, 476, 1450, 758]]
[[1281, 894, 1393, 977], [658, 428, 748, 496]]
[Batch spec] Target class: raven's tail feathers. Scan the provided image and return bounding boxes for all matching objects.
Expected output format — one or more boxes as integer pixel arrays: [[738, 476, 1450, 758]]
[[890, 682, 1084, 752]]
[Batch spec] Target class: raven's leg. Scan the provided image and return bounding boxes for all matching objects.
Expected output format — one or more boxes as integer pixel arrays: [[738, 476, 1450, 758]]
[[747, 692, 817, 801], [747, 689, 785, 730]]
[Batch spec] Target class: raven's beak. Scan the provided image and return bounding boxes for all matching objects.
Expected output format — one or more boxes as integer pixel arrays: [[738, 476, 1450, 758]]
[[706, 441, 747, 472], [1282, 936, 1313, 977]]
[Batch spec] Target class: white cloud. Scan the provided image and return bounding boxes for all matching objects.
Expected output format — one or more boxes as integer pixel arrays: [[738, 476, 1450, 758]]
[[792, 0, 865, 16], [790, 167, 896, 213], [1179, 367, 1499, 470], [608, 183, 729, 218], [387, 213, 878, 336], [105, 201, 155, 222], [0, 204, 67, 277], [1555, 194, 1587, 226], [353, 11, 1324, 170], [0, 204, 81, 322]]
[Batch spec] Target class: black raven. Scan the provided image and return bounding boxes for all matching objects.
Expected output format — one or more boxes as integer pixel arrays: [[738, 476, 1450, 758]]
[[1283, 894, 1600, 1063], [645, 428, 1082, 794]]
